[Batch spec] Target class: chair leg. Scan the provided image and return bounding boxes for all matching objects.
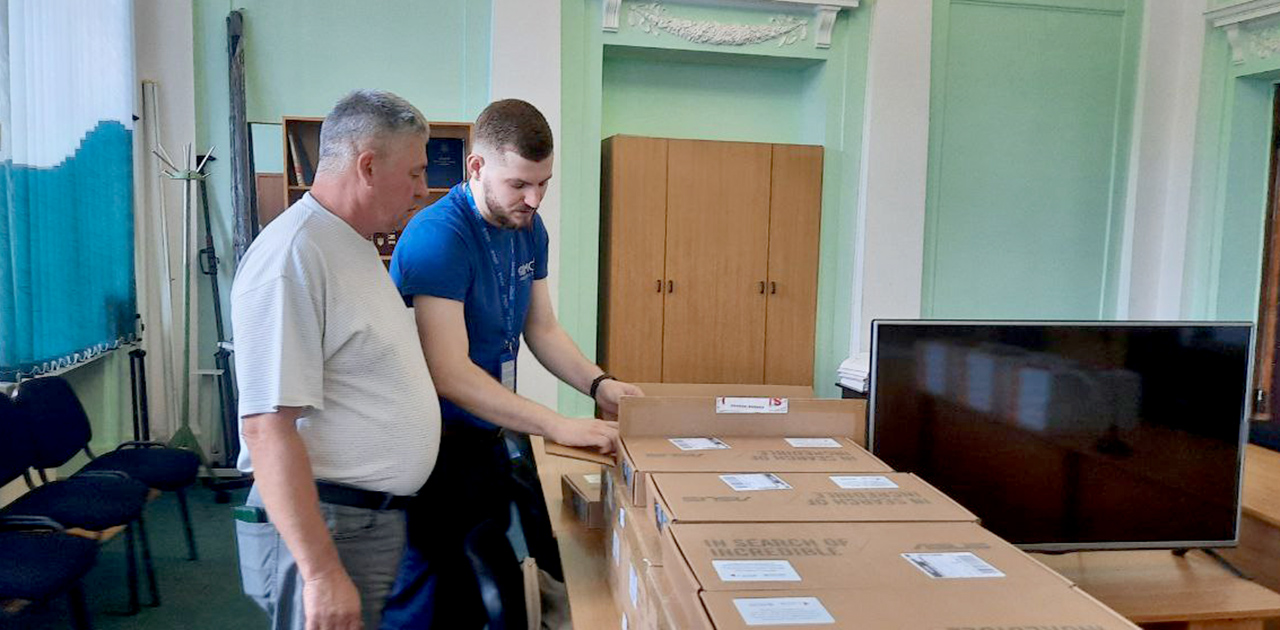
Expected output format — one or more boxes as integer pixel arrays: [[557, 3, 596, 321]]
[[124, 522, 139, 615], [176, 487, 199, 561], [67, 581, 93, 630], [136, 514, 160, 607]]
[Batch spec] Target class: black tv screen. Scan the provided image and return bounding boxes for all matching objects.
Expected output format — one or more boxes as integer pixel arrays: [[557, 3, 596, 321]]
[[868, 320, 1252, 551]]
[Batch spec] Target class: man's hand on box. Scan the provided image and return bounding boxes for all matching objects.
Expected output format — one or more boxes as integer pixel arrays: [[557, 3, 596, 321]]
[[548, 417, 620, 455], [595, 379, 644, 416]]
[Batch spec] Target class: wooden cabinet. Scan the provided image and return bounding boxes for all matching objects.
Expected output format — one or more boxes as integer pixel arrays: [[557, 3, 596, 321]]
[[598, 135, 823, 386]]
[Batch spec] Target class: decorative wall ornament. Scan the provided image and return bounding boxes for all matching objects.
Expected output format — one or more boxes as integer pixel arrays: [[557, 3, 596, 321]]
[[1246, 24, 1280, 61], [813, 5, 839, 48], [626, 2, 809, 47], [1206, 0, 1280, 64], [603, 0, 623, 32]]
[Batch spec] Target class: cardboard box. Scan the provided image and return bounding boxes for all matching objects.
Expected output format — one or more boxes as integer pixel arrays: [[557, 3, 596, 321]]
[[561, 471, 604, 529], [650, 472, 977, 532], [611, 531, 634, 618], [610, 480, 665, 623], [618, 483, 665, 569], [699, 585, 1139, 629], [603, 465, 621, 532], [654, 562, 716, 630], [661, 521, 1073, 613], [619, 397, 870, 508], [604, 383, 817, 421]]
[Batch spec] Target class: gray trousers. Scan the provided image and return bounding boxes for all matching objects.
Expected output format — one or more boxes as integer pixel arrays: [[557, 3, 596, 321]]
[[236, 487, 407, 630]]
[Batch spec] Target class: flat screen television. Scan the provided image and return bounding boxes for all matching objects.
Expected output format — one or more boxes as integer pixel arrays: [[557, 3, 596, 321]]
[[868, 320, 1253, 551]]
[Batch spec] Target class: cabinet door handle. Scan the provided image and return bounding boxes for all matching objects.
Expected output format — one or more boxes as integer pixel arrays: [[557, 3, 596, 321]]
[[770, 281, 777, 295], [758, 281, 766, 294], [667, 280, 674, 293], [656, 279, 663, 293]]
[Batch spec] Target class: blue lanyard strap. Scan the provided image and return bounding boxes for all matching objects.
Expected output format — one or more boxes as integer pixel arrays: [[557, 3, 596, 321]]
[[464, 184, 517, 352]]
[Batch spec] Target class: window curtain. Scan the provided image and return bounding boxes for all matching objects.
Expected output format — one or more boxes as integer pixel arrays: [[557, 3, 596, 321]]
[[0, 0, 137, 381]]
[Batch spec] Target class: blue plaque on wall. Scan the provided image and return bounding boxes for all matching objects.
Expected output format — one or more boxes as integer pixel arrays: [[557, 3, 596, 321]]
[[427, 137, 466, 188]]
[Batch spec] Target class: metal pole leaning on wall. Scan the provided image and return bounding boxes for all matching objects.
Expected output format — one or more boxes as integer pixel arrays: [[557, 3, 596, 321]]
[[227, 9, 259, 263]]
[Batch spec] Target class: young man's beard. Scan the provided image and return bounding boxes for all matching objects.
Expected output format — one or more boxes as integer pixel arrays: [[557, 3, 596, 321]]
[[484, 184, 535, 230]]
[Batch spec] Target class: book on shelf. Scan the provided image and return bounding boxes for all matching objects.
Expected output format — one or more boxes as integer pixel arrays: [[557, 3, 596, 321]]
[[287, 126, 316, 186], [427, 137, 465, 188]]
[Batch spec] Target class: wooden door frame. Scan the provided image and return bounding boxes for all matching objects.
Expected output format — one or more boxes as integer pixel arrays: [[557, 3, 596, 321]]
[[1252, 84, 1280, 422]]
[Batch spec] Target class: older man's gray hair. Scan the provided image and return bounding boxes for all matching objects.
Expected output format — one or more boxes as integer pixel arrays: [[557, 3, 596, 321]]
[[316, 90, 429, 173]]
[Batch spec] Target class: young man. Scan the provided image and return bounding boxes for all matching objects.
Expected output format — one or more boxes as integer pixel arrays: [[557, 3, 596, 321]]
[[232, 90, 441, 630], [382, 99, 642, 627]]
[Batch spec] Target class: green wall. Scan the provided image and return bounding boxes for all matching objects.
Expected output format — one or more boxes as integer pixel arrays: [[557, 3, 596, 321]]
[[190, 0, 491, 446], [561, 0, 872, 411], [1185, 13, 1280, 321], [921, 0, 1143, 319], [602, 48, 825, 145]]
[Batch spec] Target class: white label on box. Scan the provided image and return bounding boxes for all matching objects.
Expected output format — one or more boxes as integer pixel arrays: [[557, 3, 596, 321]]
[[720, 473, 793, 492], [668, 437, 731, 451], [584, 473, 601, 485], [619, 507, 626, 530], [612, 530, 620, 566], [828, 475, 898, 489], [901, 552, 1006, 579], [621, 613, 629, 630], [716, 397, 789, 414], [733, 597, 835, 626], [784, 437, 842, 448], [628, 563, 639, 607], [713, 560, 802, 582]]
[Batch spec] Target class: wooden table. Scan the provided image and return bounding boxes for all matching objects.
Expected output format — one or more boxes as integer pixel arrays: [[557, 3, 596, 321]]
[[1242, 444, 1280, 530], [532, 436, 621, 629], [1040, 549, 1280, 629], [1217, 444, 1280, 609]]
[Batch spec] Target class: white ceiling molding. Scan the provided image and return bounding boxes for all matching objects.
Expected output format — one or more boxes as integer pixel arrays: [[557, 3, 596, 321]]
[[603, 0, 858, 48], [1206, 0, 1280, 64]]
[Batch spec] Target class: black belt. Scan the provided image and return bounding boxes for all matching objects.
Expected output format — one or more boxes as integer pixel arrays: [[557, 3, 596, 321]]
[[315, 480, 414, 511]]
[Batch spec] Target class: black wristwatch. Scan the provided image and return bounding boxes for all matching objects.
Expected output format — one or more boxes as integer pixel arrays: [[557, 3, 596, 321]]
[[589, 373, 616, 400]]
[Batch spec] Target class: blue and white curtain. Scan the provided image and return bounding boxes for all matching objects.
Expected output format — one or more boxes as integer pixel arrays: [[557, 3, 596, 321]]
[[0, 0, 137, 381]]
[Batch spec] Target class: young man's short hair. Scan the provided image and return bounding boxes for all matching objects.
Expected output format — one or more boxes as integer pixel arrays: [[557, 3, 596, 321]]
[[474, 99, 553, 162]]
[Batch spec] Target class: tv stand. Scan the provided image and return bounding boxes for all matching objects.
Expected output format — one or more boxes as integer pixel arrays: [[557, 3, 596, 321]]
[[1038, 549, 1280, 629], [1172, 547, 1250, 580]]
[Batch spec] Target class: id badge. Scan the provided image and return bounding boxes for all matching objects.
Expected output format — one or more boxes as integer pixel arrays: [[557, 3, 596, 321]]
[[500, 352, 517, 391]]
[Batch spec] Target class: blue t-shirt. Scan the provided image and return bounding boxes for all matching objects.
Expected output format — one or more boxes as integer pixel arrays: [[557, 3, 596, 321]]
[[390, 183, 549, 431]]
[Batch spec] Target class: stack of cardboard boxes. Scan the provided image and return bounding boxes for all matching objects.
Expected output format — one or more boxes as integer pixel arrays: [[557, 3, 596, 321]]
[[568, 384, 1139, 629]]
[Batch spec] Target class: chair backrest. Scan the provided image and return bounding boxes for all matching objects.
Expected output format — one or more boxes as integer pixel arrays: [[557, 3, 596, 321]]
[[463, 518, 528, 630], [0, 395, 35, 487], [14, 376, 92, 469]]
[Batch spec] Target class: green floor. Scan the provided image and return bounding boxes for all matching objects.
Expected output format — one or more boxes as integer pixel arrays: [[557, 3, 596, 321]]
[[1, 486, 268, 629]]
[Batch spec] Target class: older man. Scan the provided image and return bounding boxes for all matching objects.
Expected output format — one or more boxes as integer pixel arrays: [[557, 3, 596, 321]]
[[231, 90, 441, 630]]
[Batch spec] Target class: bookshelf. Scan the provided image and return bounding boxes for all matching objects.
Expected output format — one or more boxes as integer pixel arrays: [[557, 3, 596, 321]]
[[281, 116, 474, 261]]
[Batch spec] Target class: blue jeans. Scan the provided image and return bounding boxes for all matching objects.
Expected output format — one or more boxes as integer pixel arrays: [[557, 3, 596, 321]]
[[235, 486, 407, 630]]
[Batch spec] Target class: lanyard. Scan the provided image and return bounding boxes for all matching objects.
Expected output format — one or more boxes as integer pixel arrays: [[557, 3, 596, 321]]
[[464, 184, 517, 353]]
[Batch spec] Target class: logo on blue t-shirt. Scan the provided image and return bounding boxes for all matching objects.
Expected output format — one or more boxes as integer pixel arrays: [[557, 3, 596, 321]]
[[518, 260, 535, 280]]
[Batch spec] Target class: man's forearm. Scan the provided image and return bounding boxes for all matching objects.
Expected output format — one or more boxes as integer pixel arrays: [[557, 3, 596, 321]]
[[524, 322, 603, 396], [243, 412, 345, 582], [435, 358, 566, 436]]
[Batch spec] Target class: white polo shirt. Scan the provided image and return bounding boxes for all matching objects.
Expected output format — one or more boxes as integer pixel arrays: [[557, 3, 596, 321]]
[[231, 193, 440, 495]]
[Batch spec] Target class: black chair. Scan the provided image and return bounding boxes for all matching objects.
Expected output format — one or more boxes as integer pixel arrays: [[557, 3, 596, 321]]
[[0, 393, 156, 614], [15, 375, 201, 560], [463, 519, 528, 630], [0, 516, 100, 629]]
